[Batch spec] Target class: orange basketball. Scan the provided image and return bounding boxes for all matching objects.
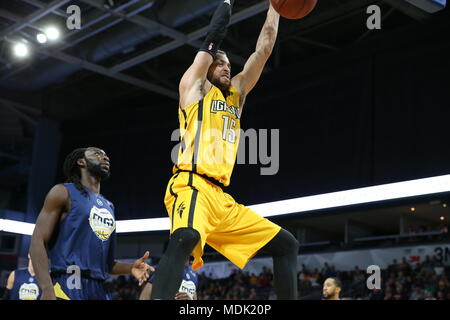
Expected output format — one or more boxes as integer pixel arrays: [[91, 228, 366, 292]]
[[271, 0, 318, 20]]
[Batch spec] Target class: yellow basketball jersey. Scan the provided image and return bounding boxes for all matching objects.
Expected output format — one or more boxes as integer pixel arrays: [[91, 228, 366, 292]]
[[174, 85, 241, 186]]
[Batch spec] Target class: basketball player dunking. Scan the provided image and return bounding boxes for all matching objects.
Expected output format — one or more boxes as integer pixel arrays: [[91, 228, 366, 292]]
[[30, 147, 153, 300], [151, 1, 299, 300]]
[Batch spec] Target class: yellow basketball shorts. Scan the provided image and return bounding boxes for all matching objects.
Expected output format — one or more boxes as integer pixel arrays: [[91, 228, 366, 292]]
[[164, 171, 281, 271]]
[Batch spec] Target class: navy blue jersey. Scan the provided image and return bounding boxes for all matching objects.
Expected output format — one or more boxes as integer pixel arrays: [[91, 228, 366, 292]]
[[149, 266, 198, 298], [48, 183, 116, 280], [10, 268, 41, 300]]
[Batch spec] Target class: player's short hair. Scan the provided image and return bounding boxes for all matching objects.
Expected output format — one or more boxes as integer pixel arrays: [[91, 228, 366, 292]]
[[330, 277, 342, 288], [216, 50, 227, 59]]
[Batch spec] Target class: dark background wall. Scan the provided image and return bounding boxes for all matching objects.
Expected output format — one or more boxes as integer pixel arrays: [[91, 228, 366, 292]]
[[56, 16, 450, 220]]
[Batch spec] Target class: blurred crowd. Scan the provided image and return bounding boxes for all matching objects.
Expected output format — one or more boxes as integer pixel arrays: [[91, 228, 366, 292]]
[[405, 223, 448, 237], [196, 267, 275, 300], [106, 275, 141, 300], [106, 255, 450, 300], [368, 256, 450, 300]]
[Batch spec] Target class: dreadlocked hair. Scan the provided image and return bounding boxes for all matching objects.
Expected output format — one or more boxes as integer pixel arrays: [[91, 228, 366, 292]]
[[63, 148, 89, 197]]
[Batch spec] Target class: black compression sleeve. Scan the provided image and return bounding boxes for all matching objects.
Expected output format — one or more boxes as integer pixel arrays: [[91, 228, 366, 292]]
[[199, 0, 234, 57]]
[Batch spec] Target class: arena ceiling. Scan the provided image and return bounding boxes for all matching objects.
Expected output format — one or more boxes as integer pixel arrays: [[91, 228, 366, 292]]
[[0, 0, 446, 117], [0, 0, 448, 187]]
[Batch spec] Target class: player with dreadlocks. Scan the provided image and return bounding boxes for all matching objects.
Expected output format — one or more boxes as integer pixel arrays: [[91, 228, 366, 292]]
[[30, 147, 154, 300]]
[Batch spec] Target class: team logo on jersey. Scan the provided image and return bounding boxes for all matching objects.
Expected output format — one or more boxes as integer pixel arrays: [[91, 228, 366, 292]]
[[210, 100, 240, 119], [19, 283, 39, 300], [177, 201, 186, 218], [96, 199, 103, 206], [179, 280, 196, 299], [89, 206, 116, 241]]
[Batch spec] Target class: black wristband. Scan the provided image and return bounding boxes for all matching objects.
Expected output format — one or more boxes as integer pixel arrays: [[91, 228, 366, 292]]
[[199, 0, 234, 57]]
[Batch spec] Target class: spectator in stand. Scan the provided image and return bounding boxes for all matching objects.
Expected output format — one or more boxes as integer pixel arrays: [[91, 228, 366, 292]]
[[248, 288, 257, 300], [352, 266, 365, 285], [328, 265, 337, 278], [409, 286, 425, 300], [388, 259, 398, 275], [424, 290, 436, 300], [395, 283, 405, 300], [407, 226, 418, 242], [258, 268, 271, 288], [437, 291, 445, 300], [310, 268, 321, 288], [438, 222, 448, 233], [322, 263, 331, 277], [338, 269, 350, 284], [384, 286, 394, 300], [268, 289, 277, 300], [397, 271, 406, 284], [425, 274, 438, 295], [434, 261, 445, 276], [250, 273, 258, 286], [368, 288, 384, 300], [437, 275, 448, 293], [406, 225, 416, 235], [400, 257, 412, 275], [299, 269, 311, 288]]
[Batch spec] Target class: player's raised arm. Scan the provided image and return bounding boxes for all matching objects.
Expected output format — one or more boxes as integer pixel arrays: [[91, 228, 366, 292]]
[[179, 0, 234, 109], [29, 184, 68, 300], [232, 3, 280, 97]]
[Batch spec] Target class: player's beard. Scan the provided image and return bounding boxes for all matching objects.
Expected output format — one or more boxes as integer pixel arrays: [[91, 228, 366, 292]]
[[211, 75, 231, 93], [85, 157, 110, 180], [323, 290, 336, 300]]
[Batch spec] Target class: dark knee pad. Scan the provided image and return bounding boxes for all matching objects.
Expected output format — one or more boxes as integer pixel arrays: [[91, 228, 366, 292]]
[[261, 229, 299, 257], [169, 227, 200, 253], [279, 229, 300, 254], [262, 229, 299, 300]]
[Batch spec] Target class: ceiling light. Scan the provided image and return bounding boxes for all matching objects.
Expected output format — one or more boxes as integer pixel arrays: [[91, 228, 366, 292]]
[[45, 26, 60, 41], [13, 42, 29, 58], [36, 33, 48, 44]]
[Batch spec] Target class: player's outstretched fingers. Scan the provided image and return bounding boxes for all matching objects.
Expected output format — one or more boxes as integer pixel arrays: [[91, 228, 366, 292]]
[[140, 251, 150, 262]]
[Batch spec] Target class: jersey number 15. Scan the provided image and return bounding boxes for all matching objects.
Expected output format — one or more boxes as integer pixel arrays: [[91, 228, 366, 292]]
[[222, 115, 237, 144]]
